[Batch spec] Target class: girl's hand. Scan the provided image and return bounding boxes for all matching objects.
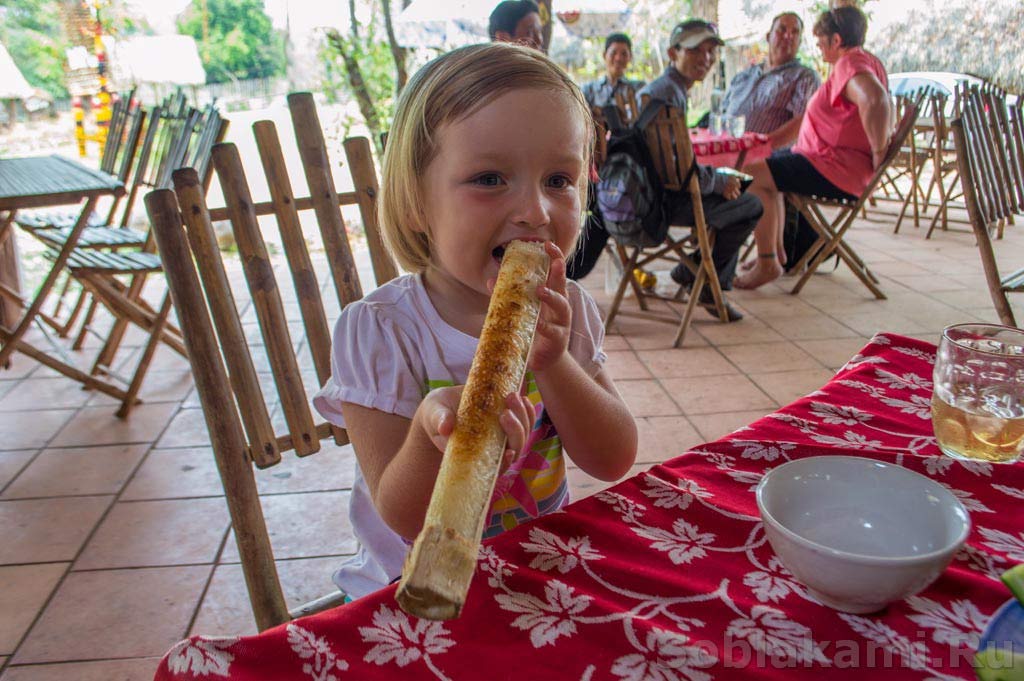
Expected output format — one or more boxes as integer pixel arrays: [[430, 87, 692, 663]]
[[528, 241, 573, 372], [418, 385, 535, 474]]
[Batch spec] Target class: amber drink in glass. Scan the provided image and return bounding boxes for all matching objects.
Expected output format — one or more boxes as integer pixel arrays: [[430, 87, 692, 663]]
[[932, 323, 1024, 463]]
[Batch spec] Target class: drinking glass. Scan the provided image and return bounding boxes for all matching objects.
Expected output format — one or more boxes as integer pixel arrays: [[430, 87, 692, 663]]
[[932, 323, 1024, 463], [710, 113, 726, 136], [728, 114, 746, 138]]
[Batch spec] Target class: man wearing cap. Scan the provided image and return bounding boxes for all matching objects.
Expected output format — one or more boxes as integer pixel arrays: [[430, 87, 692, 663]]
[[582, 33, 646, 109], [720, 12, 820, 150], [635, 19, 763, 322]]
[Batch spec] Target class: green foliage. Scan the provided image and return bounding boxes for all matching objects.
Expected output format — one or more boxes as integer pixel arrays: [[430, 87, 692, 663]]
[[177, 0, 286, 84], [0, 0, 68, 98], [320, 23, 399, 138]]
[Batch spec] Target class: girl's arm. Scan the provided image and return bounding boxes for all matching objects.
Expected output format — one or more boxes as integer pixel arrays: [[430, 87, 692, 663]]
[[529, 243, 638, 482], [342, 388, 534, 540], [534, 359, 638, 481]]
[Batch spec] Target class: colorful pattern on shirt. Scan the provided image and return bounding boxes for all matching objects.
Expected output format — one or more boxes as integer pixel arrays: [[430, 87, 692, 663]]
[[424, 371, 568, 539]]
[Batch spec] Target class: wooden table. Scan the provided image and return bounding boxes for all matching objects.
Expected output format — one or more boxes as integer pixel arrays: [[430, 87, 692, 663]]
[[0, 155, 125, 395]]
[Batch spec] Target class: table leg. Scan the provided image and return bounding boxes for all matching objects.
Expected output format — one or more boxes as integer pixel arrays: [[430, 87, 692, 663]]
[[0, 211, 20, 330], [0, 196, 97, 367]]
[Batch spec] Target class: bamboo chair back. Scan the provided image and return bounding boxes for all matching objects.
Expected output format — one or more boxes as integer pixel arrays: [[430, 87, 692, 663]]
[[952, 94, 1023, 326], [956, 83, 1019, 230], [146, 92, 397, 630]]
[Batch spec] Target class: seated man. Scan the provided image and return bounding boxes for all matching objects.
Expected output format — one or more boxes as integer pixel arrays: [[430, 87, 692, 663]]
[[720, 12, 820, 150], [488, 0, 543, 52], [582, 33, 646, 110], [636, 19, 763, 321]]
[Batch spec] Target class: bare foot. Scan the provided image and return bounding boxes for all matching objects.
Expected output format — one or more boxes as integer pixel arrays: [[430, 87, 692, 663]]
[[733, 259, 784, 289], [738, 258, 757, 273]]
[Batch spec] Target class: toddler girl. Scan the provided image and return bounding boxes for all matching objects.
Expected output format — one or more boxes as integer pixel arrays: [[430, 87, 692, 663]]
[[314, 42, 638, 600]]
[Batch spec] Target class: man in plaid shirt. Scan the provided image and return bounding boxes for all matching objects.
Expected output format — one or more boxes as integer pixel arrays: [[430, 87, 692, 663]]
[[721, 12, 820, 150]]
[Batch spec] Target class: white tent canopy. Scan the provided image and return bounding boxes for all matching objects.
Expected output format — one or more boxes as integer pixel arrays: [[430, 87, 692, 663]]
[[108, 35, 206, 86], [0, 42, 35, 100]]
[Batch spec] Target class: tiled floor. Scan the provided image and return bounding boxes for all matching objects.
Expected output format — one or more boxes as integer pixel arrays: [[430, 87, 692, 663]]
[[1, 205, 1021, 680]]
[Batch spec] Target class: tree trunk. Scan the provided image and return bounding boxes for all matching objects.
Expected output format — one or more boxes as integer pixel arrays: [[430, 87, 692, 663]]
[[349, 0, 359, 38], [381, 0, 408, 95], [326, 30, 384, 155], [689, 0, 718, 22]]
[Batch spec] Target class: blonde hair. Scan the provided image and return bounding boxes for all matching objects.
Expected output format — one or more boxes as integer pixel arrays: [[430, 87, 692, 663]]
[[379, 42, 593, 273]]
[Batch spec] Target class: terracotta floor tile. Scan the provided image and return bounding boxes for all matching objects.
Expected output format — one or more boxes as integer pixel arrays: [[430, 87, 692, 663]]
[[86, 369, 194, 407], [120, 447, 224, 500], [0, 564, 67, 654], [75, 497, 229, 570], [49, 403, 178, 448], [0, 411, 75, 451], [764, 314, 861, 341], [603, 350, 651, 380], [688, 410, 778, 442], [2, 445, 148, 499], [220, 491, 355, 562], [13, 566, 210, 663], [694, 318, 786, 346], [795, 338, 873, 370], [191, 556, 346, 637], [637, 346, 737, 379], [0, 658, 161, 681], [840, 311, 930, 337], [0, 496, 111, 564], [661, 375, 777, 415], [567, 462, 651, 502], [614, 379, 681, 417], [601, 334, 631, 351], [731, 294, 821, 319], [635, 416, 703, 464], [749, 368, 836, 406], [255, 441, 357, 495], [0, 451, 35, 491], [718, 341, 823, 374], [0, 378, 92, 411], [154, 409, 210, 449], [0, 354, 42, 380]]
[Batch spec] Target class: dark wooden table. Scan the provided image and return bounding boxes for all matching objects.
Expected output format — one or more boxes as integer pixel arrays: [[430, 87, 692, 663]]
[[0, 155, 125, 395]]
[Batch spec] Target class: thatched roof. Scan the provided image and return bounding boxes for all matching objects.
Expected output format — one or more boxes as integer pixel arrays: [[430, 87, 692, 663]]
[[0, 41, 34, 100], [871, 1, 1024, 94]]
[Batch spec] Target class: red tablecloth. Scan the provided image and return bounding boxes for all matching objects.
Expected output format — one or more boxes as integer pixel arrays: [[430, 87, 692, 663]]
[[155, 334, 1022, 680], [692, 129, 772, 169]]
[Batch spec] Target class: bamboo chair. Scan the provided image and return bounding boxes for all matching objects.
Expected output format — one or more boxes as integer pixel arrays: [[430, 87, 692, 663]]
[[892, 92, 940, 233], [146, 92, 396, 631], [786, 97, 921, 299], [603, 102, 729, 348], [953, 94, 1022, 326], [55, 106, 227, 417]]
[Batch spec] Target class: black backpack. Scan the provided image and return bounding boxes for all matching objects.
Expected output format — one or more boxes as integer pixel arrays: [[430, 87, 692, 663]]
[[596, 100, 673, 248]]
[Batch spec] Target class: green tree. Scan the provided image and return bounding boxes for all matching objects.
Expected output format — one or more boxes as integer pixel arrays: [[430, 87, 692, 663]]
[[177, 0, 286, 84], [0, 0, 67, 98]]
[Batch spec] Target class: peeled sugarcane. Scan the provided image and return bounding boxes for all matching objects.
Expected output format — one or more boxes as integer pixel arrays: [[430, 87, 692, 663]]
[[396, 240, 550, 620]]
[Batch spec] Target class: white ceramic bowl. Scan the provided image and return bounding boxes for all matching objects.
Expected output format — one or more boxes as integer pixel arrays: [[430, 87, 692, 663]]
[[756, 456, 971, 614]]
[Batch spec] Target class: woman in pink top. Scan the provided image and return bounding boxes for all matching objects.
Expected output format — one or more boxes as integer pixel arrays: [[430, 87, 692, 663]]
[[734, 5, 892, 289]]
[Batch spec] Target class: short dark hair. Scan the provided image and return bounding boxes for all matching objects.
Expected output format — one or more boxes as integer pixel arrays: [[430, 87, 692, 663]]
[[813, 6, 867, 48], [604, 32, 632, 54], [769, 11, 804, 34], [488, 0, 541, 40]]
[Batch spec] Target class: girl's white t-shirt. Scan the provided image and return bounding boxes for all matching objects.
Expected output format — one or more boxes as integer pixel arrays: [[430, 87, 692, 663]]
[[313, 273, 607, 599]]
